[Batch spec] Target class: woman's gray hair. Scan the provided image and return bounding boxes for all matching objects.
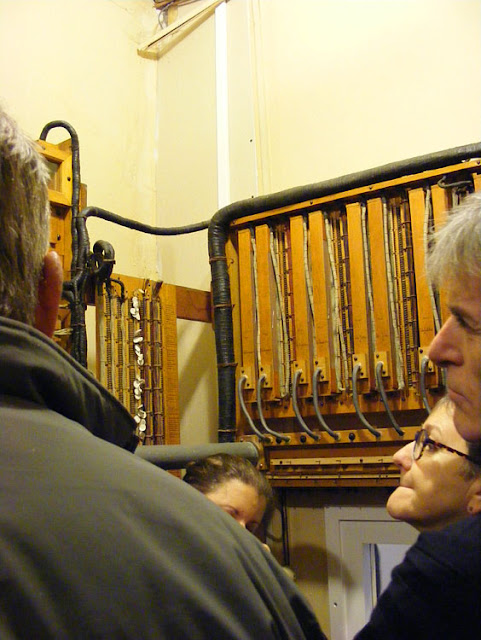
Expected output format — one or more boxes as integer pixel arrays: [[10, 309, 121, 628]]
[[426, 191, 481, 288], [0, 108, 50, 324]]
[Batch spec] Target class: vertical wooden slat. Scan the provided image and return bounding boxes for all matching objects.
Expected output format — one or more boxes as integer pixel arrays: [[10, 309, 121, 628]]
[[408, 188, 435, 345], [367, 198, 395, 389], [160, 283, 180, 446], [237, 228, 256, 388], [255, 225, 279, 399], [346, 202, 372, 390], [290, 216, 312, 394], [309, 211, 334, 393], [430, 184, 450, 325], [408, 187, 439, 391]]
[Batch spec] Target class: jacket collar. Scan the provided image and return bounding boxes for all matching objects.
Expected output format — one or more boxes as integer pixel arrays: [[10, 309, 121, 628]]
[[0, 316, 138, 451]]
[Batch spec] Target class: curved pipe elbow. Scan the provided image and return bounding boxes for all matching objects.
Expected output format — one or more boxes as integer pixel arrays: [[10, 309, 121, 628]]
[[237, 375, 270, 442], [257, 374, 290, 442], [419, 356, 432, 415], [352, 363, 381, 437]]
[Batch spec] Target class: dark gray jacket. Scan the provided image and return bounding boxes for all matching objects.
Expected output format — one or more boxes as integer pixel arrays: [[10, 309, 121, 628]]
[[0, 317, 326, 640]]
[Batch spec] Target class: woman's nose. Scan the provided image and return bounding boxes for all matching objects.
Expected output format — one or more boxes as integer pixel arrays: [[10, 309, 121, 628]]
[[393, 441, 414, 470], [428, 316, 463, 367]]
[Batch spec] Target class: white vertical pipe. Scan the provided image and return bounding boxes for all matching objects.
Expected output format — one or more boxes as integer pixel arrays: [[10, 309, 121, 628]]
[[215, 2, 230, 208]]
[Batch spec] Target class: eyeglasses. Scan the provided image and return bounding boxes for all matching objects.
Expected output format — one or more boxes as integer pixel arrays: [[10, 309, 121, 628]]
[[413, 429, 481, 465]]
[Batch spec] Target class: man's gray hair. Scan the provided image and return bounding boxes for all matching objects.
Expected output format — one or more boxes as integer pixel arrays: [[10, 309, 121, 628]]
[[0, 108, 50, 324], [426, 191, 481, 288]]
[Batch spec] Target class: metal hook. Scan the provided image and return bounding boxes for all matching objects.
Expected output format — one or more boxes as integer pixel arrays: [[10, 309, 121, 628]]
[[375, 361, 404, 436], [291, 370, 320, 441], [257, 374, 290, 442], [419, 356, 432, 415], [312, 367, 339, 440], [237, 375, 270, 442], [352, 363, 381, 437]]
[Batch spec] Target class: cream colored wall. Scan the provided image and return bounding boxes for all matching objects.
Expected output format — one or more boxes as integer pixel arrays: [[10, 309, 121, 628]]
[[253, 0, 481, 192], [0, 0, 158, 281], [0, 0, 160, 374], [154, 12, 219, 444]]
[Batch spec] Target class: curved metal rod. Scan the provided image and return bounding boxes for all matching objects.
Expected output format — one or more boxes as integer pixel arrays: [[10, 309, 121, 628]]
[[237, 375, 270, 442], [352, 363, 381, 437], [256, 374, 290, 442], [419, 356, 432, 415], [375, 362, 404, 436], [291, 370, 320, 441], [312, 367, 339, 440]]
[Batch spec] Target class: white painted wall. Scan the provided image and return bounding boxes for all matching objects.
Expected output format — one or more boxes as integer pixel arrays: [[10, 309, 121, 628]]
[[0, 0, 158, 279], [252, 0, 481, 192]]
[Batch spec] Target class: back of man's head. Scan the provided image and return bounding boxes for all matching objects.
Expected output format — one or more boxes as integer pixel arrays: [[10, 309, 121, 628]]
[[0, 108, 50, 325], [426, 191, 481, 287]]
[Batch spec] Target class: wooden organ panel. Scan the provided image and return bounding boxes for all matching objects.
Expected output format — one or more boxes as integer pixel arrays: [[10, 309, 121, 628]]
[[96, 276, 180, 447], [39, 139, 196, 454], [230, 159, 481, 486]]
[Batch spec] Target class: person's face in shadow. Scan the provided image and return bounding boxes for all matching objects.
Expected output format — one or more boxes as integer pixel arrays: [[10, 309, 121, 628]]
[[387, 404, 481, 532], [204, 479, 267, 534], [428, 276, 481, 442]]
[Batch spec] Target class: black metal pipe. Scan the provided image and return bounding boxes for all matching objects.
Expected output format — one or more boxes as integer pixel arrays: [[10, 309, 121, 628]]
[[134, 441, 259, 470], [40, 120, 90, 367], [82, 206, 210, 235], [209, 141, 481, 441]]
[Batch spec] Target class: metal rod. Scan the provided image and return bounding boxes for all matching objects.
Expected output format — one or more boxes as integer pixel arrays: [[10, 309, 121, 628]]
[[135, 440, 259, 470]]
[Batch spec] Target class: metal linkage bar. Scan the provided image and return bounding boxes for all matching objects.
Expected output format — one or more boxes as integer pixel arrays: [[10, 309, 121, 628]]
[[136, 441, 259, 470]]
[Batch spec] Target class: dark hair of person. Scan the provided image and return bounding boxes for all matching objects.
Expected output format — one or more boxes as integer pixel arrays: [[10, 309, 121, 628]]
[[183, 453, 274, 521]]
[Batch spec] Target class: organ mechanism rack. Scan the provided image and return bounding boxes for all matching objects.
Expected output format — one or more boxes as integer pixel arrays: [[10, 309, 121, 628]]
[[39, 134, 481, 487], [227, 160, 481, 486]]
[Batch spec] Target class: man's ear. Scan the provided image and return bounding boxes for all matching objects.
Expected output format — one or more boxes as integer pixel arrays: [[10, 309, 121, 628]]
[[466, 478, 481, 517], [34, 251, 63, 338]]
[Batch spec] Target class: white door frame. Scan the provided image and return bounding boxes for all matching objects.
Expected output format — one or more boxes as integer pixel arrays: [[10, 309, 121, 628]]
[[325, 505, 418, 640]]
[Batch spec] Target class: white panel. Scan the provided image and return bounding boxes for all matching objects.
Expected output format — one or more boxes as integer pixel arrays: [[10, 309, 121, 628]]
[[325, 506, 418, 640]]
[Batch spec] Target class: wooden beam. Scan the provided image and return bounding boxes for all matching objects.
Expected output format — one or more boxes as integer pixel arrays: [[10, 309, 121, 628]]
[[175, 285, 211, 323]]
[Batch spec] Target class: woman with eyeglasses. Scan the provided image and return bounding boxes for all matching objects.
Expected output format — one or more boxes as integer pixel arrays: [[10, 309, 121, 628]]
[[386, 396, 481, 532]]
